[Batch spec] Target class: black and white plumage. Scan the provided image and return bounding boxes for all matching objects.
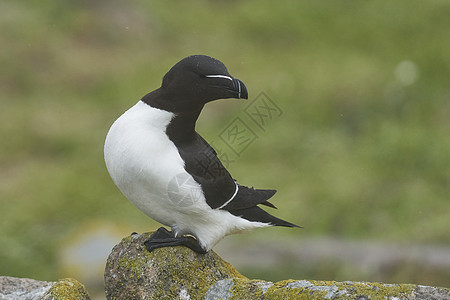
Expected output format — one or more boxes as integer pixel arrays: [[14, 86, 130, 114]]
[[104, 55, 299, 254]]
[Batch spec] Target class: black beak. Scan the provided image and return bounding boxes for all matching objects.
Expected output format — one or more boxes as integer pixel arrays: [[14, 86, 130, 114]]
[[206, 74, 249, 101], [232, 78, 248, 99]]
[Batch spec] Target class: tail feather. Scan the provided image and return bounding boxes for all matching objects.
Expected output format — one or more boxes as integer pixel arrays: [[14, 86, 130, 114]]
[[260, 200, 277, 209], [228, 206, 300, 228]]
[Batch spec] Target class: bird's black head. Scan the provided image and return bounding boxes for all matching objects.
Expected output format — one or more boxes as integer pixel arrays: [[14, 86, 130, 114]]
[[143, 55, 248, 112]]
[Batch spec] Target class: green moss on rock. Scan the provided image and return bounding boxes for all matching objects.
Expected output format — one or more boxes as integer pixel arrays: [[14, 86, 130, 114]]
[[42, 278, 91, 300], [260, 280, 416, 299], [229, 278, 265, 300], [205, 278, 421, 299], [334, 281, 416, 299]]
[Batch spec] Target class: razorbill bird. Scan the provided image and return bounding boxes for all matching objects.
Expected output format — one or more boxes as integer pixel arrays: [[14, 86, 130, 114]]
[[104, 55, 299, 254]]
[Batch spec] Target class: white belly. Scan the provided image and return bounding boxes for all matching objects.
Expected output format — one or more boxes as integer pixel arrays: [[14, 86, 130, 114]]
[[104, 102, 189, 224]]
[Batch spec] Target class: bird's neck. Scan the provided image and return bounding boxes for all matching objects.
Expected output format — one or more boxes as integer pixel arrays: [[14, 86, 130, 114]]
[[166, 109, 202, 145], [141, 89, 203, 145]]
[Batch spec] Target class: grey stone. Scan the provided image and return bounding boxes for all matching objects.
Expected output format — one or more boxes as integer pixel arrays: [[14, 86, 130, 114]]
[[0, 277, 53, 300], [0, 277, 90, 300], [204, 279, 234, 300], [414, 285, 450, 300]]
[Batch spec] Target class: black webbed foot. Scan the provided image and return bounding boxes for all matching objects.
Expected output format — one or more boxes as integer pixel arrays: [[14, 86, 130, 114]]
[[148, 227, 173, 239], [144, 227, 207, 254]]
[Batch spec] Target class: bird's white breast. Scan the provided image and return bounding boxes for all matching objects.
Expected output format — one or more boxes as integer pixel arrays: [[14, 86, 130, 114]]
[[104, 101, 194, 225]]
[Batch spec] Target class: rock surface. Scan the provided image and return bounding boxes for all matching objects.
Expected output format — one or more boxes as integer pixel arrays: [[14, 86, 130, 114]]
[[105, 232, 450, 299], [0, 276, 90, 300], [104, 232, 244, 299]]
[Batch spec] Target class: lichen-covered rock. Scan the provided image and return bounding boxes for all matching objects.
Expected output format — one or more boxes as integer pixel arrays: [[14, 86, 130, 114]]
[[41, 278, 91, 300], [104, 232, 245, 299], [207, 279, 450, 299], [0, 276, 90, 300], [105, 232, 450, 299]]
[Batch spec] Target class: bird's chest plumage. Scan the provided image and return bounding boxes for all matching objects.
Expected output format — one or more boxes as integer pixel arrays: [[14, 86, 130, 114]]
[[104, 101, 203, 224]]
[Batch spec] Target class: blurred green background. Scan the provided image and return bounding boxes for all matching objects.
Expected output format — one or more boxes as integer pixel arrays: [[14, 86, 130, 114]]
[[1, 0, 450, 296]]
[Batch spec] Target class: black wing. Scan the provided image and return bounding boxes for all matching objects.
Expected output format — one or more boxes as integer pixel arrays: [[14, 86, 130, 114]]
[[175, 133, 300, 228], [178, 133, 277, 210]]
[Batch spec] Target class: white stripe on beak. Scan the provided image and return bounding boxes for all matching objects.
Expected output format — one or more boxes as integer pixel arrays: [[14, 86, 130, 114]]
[[205, 74, 233, 81], [237, 79, 241, 98]]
